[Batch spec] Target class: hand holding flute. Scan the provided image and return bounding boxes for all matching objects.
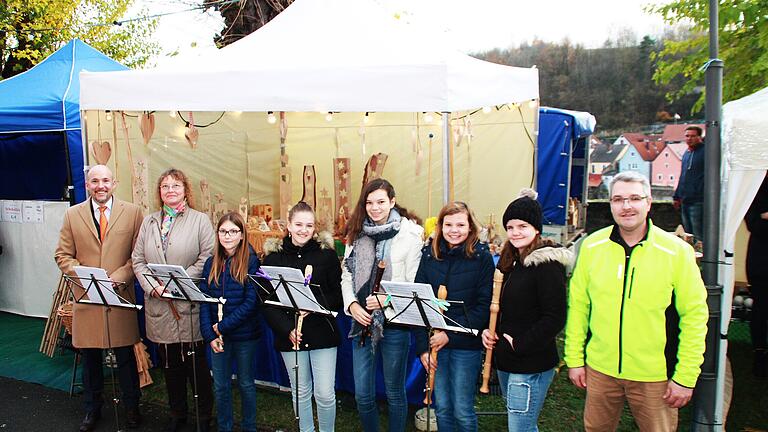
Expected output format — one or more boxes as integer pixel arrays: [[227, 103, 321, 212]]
[[291, 265, 313, 350], [480, 269, 504, 394]]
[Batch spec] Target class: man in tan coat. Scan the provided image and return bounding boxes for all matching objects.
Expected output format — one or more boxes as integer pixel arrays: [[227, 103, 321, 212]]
[[55, 165, 144, 431]]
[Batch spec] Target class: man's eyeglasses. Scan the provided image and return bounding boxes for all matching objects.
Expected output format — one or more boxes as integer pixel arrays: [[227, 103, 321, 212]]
[[610, 195, 647, 206], [218, 229, 242, 237], [160, 184, 184, 192]]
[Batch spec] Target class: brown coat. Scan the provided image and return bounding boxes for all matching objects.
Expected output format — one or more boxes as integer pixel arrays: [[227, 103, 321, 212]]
[[54, 199, 143, 348], [132, 208, 215, 344]]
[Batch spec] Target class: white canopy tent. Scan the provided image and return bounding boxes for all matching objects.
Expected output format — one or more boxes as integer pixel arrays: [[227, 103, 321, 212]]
[[77, 0, 540, 224], [716, 85, 768, 425], [80, 0, 538, 112]]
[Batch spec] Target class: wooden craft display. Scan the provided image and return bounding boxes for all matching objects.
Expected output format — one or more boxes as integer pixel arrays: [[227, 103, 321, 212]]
[[184, 112, 199, 149], [251, 204, 273, 223], [39, 275, 69, 357], [362, 152, 388, 187], [200, 179, 212, 223], [139, 112, 155, 145], [316, 189, 334, 233], [333, 158, 351, 236], [301, 165, 317, 209], [90, 140, 112, 165], [278, 112, 291, 221]]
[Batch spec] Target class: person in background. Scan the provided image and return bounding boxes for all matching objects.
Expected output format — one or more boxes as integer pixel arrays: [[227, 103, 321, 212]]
[[54, 164, 144, 431], [342, 179, 424, 432], [673, 126, 705, 245], [132, 168, 215, 432], [565, 171, 708, 431], [415, 201, 494, 432], [482, 189, 571, 431], [199, 212, 261, 432], [745, 174, 768, 378], [262, 201, 343, 432]]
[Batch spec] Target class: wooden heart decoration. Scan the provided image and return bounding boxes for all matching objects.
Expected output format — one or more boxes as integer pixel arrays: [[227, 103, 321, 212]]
[[91, 140, 112, 165], [139, 112, 155, 145]]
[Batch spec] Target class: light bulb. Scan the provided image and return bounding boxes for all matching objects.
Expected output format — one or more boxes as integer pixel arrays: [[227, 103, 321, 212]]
[[528, 99, 538, 108], [363, 112, 370, 124], [325, 112, 333, 122], [105, 111, 112, 121], [424, 112, 434, 123], [481, 106, 492, 114], [169, 111, 177, 119], [267, 111, 277, 124]]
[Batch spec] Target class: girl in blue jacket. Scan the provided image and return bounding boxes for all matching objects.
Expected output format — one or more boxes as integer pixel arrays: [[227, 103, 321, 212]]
[[415, 201, 494, 432], [199, 212, 261, 432]]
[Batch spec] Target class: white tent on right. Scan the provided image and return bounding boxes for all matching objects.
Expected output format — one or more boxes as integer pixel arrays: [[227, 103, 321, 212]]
[[717, 85, 768, 424]]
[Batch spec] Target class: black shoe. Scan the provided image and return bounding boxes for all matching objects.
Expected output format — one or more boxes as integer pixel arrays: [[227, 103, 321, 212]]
[[79, 411, 101, 432], [754, 349, 768, 378], [164, 417, 187, 432], [126, 407, 142, 429]]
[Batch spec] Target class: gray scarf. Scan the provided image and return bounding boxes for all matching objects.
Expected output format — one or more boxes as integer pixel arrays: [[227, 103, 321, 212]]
[[345, 209, 400, 346]]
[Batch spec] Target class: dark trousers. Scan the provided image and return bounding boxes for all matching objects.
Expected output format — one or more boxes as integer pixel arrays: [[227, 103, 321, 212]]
[[751, 285, 768, 349], [81, 346, 141, 413], [158, 341, 214, 419]]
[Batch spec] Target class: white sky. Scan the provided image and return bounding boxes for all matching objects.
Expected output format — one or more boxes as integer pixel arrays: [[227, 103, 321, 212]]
[[134, 0, 670, 67]]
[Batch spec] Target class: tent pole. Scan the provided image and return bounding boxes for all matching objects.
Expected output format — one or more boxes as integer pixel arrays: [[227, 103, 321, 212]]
[[442, 112, 451, 204], [692, 0, 724, 430], [61, 131, 75, 205]]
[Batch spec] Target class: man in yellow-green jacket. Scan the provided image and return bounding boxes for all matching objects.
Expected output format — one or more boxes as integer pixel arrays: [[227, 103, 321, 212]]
[[565, 171, 708, 432]]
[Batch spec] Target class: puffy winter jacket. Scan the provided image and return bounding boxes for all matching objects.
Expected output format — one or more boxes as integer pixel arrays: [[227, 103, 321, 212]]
[[199, 248, 262, 343]]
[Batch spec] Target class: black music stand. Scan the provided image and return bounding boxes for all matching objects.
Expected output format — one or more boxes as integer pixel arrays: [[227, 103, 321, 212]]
[[380, 280, 478, 432], [144, 265, 223, 432], [249, 266, 336, 432], [65, 267, 142, 432]]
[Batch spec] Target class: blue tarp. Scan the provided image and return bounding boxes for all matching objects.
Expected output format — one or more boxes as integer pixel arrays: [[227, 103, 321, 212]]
[[537, 107, 596, 225], [0, 39, 127, 203]]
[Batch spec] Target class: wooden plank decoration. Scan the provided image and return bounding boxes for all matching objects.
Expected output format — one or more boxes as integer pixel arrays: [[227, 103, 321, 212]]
[[139, 112, 155, 145], [39, 275, 68, 357], [278, 112, 291, 221], [333, 158, 351, 236], [301, 165, 317, 209], [200, 178, 213, 223], [119, 112, 148, 212], [317, 188, 333, 233], [362, 152, 388, 187]]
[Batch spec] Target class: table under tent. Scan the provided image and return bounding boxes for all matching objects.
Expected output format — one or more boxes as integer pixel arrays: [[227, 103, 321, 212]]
[[79, 0, 540, 405]]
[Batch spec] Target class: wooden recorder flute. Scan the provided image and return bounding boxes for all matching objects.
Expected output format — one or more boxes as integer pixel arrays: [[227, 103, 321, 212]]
[[294, 265, 313, 351], [423, 284, 448, 405], [359, 260, 387, 346], [480, 269, 504, 394]]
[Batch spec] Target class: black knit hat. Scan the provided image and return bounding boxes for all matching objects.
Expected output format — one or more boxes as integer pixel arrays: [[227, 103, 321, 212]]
[[502, 188, 542, 232]]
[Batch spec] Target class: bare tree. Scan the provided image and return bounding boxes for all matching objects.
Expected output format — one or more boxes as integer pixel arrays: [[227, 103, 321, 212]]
[[206, 0, 293, 47]]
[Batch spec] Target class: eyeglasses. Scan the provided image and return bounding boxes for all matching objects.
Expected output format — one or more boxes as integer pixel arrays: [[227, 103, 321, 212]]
[[610, 195, 647, 206], [218, 229, 242, 237], [160, 184, 184, 191]]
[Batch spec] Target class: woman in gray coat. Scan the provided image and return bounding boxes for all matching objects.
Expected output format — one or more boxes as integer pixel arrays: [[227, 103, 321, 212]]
[[132, 168, 215, 432]]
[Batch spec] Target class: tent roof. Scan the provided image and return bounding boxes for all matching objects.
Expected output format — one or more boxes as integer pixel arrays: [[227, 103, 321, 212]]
[[723, 86, 768, 170], [0, 39, 126, 133], [80, 0, 538, 112], [539, 107, 596, 138]]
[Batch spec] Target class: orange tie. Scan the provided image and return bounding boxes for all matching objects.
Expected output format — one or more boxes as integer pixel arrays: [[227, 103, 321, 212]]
[[98, 206, 108, 242]]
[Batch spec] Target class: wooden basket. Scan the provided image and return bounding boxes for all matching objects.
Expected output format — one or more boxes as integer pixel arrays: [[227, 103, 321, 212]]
[[57, 302, 74, 334]]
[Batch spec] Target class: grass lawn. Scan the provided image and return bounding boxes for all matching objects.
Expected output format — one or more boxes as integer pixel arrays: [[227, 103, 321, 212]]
[[140, 321, 767, 431]]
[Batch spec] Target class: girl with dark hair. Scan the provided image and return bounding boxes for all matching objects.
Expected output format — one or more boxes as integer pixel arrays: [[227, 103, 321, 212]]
[[132, 168, 215, 431], [262, 202, 343, 432], [342, 179, 424, 432], [414, 201, 494, 432], [199, 212, 261, 432], [482, 189, 572, 431]]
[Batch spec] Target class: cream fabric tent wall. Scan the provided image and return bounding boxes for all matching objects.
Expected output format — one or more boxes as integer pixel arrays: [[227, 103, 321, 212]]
[[84, 108, 537, 222]]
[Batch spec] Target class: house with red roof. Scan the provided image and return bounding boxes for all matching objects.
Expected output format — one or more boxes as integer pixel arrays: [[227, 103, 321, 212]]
[[615, 133, 666, 181], [651, 142, 687, 189], [662, 123, 705, 144]]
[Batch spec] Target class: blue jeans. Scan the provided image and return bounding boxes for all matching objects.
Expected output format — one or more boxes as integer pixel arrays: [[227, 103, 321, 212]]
[[211, 339, 257, 432], [433, 348, 482, 432], [280, 347, 337, 432], [352, 327, 410, 432], [498, 368, 556, 432], [681, 201, 703, 243]]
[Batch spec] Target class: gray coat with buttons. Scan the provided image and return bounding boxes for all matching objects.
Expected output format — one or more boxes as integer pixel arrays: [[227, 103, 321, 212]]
[[132, 208, 215, 344]]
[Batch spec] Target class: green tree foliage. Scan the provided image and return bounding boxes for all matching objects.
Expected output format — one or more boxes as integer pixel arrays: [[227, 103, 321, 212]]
[[476, 37, 697, 130], [0, 0, 158, 78], [650, 0, 768, 112]]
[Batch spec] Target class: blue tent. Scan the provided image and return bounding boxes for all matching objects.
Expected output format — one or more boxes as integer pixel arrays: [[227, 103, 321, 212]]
[[0, 39, 127, 203], [537, 107, 596, 226]]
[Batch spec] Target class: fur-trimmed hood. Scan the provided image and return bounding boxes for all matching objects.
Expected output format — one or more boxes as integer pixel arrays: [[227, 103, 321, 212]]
[[263, 231, 335, 255], [522, 245, 575, 268]]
